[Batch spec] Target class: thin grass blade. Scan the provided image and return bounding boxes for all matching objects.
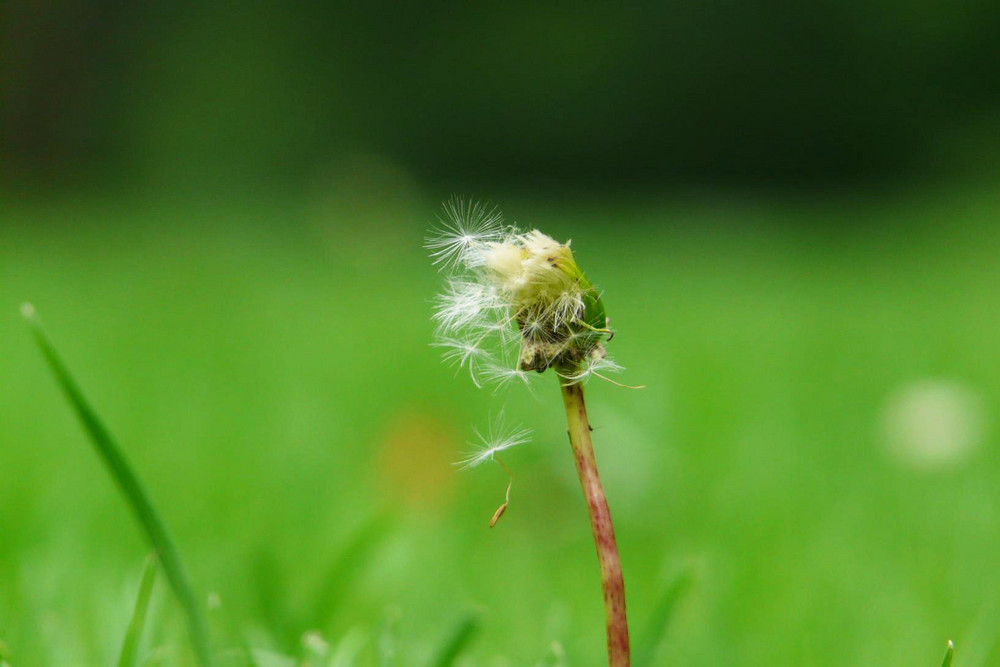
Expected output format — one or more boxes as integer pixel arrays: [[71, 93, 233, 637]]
[[251, 550, 296, 651], [942, 640, 955, 667], [537, 641, 567, 667], [118, 555, 158, 667], [238, 639, 263, 667], [376, 607, 400, 667], [427, 610, 482, 667], [309, 514, 392, 629], [330, 627, 367, 667], [635, 564, 696, 667], [23, 304, 213, 666]]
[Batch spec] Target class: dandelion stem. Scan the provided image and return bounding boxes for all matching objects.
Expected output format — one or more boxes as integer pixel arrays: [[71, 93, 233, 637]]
[[559, 377, 630, 666]]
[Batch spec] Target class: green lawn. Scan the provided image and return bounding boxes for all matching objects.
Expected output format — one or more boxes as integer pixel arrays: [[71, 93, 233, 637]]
[[2, 183, 999, 665]]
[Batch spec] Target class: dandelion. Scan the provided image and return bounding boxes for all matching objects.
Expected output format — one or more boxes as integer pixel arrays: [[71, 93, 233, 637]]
[[427, 196, 631, 385], [427, 198, 637, 666]]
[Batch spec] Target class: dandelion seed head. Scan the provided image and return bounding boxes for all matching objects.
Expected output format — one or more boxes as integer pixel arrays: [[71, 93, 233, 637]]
[[429, 199, 628, 383]]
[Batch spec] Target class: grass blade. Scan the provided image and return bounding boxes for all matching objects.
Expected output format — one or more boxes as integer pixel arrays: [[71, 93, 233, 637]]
[[23, 304, 213, 666], [376, 607, 400, 667], [251, 550, 293, 649], [538, 641, 567, 667], [118, 555, 158, 667], [942, 640, 955, 667], [330, 627, 367, 667], [635, 564, 696, 667], [309, 514, 392, 631], [426, 610, 482, 667]]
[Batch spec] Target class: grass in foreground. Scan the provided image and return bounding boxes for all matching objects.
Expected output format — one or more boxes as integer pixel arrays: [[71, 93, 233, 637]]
[[23, 304, 213, 666]]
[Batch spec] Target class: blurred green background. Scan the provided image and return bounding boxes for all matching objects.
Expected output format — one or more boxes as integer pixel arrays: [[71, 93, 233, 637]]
[[3, 3, 1000, 666]]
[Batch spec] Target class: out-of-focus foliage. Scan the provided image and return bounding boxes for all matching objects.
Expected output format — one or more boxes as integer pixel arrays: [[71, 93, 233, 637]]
[[4, 2, 1000, 189]]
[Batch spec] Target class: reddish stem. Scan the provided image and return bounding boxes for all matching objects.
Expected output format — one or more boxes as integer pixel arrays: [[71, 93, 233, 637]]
[[559, 379, 631, 666]]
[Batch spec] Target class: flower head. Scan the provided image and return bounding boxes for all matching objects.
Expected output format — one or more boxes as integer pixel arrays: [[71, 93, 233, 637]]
[[427, 198, 619, 386]]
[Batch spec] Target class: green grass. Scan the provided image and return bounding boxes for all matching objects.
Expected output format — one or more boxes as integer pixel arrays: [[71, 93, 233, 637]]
[[1, 182, 999, 664], [23, 307, 212, 665], [118, 555, 158, 667]]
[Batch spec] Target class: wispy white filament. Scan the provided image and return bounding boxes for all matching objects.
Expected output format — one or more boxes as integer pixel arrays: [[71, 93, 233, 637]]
[[481, 362, 535, 390], [432, 280, 505, 334], [454, 415, 532, 470], [558, 356, 624, 384], [426, 199, 508, 271], [432, 336, 495, 388]]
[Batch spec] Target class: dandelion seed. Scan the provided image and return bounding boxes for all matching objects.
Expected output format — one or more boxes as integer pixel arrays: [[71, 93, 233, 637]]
[[481, 362, 535, 390], [558, 355, 618, 383], [433, 336, 494, 387], [558, 355, 644, 389], [454, 416, 531, 470], [426, 198, 507, 271], [432, 280, 501, 333], [548, 291, 586, 327]]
